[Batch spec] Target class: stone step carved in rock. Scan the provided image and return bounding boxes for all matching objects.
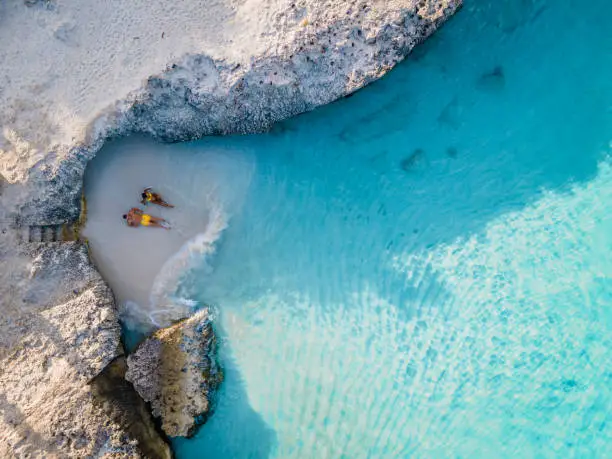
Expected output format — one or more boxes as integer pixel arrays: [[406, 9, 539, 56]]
[[41, 225, 62, 242], [28, 226, 41, 243], [10, 224, 70, 244]]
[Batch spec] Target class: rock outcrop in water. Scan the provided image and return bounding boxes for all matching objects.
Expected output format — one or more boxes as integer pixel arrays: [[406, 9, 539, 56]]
[[126, 309, 223, 438], [0, 0, 461, 455]]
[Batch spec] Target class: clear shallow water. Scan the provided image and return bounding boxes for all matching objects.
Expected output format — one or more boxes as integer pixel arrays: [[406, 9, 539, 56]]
[[84, 0, 612, 457]]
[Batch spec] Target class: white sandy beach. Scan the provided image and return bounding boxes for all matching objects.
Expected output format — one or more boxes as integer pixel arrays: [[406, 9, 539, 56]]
[[83, 136, 254, 329]]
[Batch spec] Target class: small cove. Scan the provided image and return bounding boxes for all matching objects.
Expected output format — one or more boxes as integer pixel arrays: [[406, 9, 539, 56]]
[[84, 1, 612, 457]]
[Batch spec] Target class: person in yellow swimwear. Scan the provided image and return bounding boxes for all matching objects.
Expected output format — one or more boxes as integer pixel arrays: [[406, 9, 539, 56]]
[[140, 187, 174, 208], [123, 207, 170, 229]]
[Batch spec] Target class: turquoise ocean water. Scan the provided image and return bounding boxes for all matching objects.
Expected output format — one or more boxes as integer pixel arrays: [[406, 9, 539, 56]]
[[87, 0, 612, 457]]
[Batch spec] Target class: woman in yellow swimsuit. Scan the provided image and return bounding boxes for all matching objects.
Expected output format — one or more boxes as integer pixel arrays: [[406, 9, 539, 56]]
[[123, 207, 170, 229], [140, 187, 174, 208]]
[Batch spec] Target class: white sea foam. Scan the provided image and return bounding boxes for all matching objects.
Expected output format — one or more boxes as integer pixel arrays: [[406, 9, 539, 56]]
[[148, 202, 228, 327], [119, 300, 153, 332]]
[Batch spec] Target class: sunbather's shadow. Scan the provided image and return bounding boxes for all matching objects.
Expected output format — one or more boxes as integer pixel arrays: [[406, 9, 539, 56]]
[[172, 340, 277, 459]]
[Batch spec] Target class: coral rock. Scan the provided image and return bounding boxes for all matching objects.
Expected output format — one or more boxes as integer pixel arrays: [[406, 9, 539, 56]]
[[126, 309, 223, 437]]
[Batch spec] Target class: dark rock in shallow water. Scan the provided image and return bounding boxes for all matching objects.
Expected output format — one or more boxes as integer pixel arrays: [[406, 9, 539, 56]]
[[476, 65, 505, 93], [126, 309, 223, 438], [400, 148, 428, 173], [437, 96, 461, 128]]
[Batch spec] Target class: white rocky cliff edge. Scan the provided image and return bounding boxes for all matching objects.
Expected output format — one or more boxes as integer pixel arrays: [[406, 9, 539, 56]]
[[0, 0, 461, 456], [0, 0, 460, 222]]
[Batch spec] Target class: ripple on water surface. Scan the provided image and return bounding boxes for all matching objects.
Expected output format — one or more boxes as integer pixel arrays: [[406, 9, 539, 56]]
[[84, 0, 612, 457]]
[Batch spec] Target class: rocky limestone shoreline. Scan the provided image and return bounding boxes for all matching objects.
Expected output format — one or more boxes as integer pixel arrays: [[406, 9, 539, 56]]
[[0, 240, 171, 458], [0, 0, 461, 456], [5, 0, 461, 225]]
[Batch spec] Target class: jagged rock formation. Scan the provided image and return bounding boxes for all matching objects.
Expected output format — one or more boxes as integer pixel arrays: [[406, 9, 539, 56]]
[[0, 240, 171, 458], [126, 309, 223, 438]]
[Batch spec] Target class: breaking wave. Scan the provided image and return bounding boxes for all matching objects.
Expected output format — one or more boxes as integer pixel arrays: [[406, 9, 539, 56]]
[[147, 202, 228, 327], [118, 202, 228, 331]]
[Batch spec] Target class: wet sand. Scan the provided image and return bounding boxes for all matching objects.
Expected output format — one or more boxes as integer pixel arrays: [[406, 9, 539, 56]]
[[82, 136, 254, 329]]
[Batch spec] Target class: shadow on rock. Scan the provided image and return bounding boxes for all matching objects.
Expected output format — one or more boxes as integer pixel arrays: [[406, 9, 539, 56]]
[[90, 356, 172, 459]]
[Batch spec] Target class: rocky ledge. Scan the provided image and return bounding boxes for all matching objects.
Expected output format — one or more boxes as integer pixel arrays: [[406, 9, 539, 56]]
[[0, 0, 461, 456], [126, 309, 223, 438], [0, 240, 171, 458]]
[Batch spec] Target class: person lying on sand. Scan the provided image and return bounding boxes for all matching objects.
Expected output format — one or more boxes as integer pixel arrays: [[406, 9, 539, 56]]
[[123, 207, 170, 229], [140, 187, 174, 208]]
